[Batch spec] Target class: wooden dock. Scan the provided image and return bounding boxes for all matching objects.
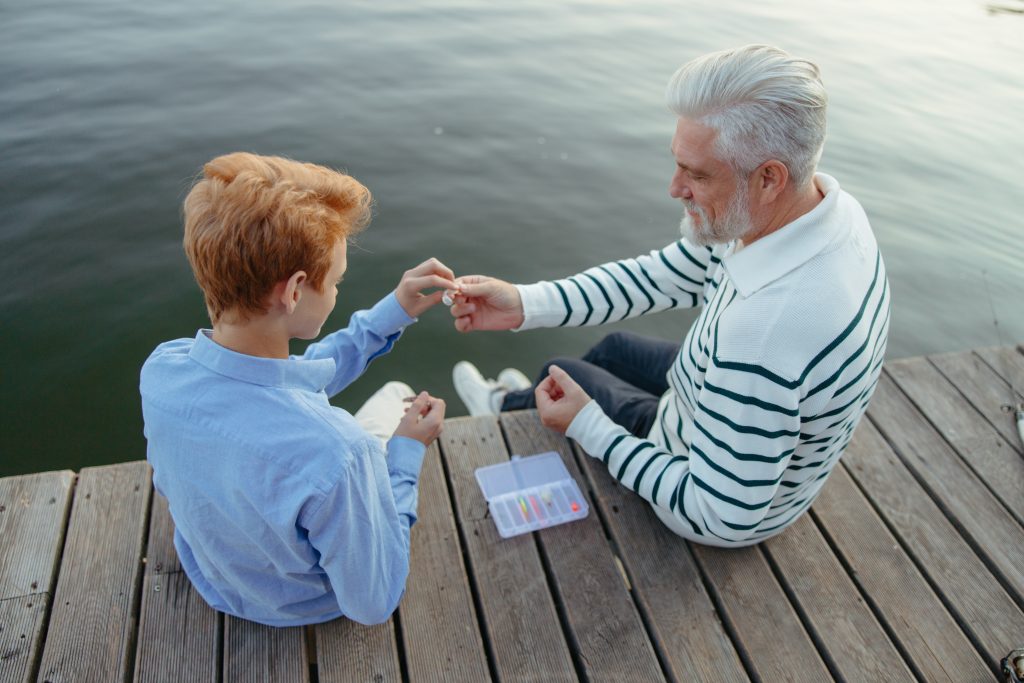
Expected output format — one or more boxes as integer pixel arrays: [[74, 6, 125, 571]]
[[2, 346, 1023, 682]]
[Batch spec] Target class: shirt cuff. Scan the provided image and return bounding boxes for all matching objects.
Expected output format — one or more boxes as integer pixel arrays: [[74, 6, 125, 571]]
[[566, 399, 624, 456], [386, 436, 426, 478], [368, 292, 418, 337], [514, 282, 568, 331]]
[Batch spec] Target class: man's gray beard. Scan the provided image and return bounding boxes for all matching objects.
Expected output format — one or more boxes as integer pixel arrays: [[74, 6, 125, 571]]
[[678, 182, 754, 247]]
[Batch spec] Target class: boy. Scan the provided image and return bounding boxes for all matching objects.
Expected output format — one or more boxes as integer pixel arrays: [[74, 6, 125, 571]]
[[140, 152, 455, 626]]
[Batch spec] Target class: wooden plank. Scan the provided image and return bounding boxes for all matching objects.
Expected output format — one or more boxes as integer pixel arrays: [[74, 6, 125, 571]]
[[398, 442, 490, 682], [690, 544, 833, 682], [810, 464, 991, 682], [843, 417, 1024, 666], [500, 411, 664, 682], [930, 349, 1024, 455], [0, 470, 74, 683], [438, 416, 577, 681], [0, 595, 51, 683], [134, 493, 220, 683], [315, 618, 400, 683], [223, 617, 308, 683], [0, 471, 75, 599], [36, 462, 152, 683], [868, 371, 1024, 601], [975, 345, 1024, 406], [763, 513, 916, 683], [315, 439, 446, 683], [570, 441, 749, 682], [887, 356, 1024, 526]]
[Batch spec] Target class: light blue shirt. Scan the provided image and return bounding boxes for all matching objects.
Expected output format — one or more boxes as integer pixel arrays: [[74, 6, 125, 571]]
[[140, 293, 425, 626]]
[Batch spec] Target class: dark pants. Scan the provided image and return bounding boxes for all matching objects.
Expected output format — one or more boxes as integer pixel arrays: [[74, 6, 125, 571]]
[[501, 331, 681, 438]]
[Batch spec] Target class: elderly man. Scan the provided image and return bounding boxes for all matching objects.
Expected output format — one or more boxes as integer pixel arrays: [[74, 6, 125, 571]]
[[449, 45, 890, 547]]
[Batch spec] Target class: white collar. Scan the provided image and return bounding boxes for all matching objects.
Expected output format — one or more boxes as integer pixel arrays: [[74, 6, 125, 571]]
[[722, 173, 845, 298]]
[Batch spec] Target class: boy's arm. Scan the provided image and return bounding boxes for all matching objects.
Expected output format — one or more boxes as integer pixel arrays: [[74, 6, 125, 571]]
[[300, 258, 456, 398], [302, 436, 426, 625], [297, 292, 415, 397]]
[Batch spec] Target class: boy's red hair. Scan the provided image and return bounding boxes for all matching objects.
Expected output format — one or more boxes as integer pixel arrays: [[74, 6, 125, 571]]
[[183, 153, 371, 323]]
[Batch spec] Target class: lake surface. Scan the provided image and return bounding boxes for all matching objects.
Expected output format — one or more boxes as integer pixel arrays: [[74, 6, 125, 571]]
[[2, 0, 1022, 477]]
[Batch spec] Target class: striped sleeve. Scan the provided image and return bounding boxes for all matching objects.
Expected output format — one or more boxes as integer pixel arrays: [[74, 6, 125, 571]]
[[567, 355, 800, 544], [515, 239, 713, 330]]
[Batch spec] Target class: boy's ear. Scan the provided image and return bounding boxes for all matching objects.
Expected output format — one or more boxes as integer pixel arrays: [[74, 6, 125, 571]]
[[278, 271, 307, 315]]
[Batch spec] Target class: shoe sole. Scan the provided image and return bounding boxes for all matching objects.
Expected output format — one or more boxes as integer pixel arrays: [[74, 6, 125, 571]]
[[453, 361, 499, 416]]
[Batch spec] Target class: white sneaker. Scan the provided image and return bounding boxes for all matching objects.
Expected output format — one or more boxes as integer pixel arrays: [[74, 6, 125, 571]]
[[452, 361, 505, 416], [497, 367, 531, 392]]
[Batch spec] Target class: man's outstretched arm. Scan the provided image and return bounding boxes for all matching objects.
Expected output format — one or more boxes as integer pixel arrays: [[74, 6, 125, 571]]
[[450, 239, 715, 333]]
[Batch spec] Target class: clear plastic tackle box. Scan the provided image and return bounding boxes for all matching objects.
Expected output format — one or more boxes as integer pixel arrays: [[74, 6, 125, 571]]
[[474, 451, 590, 538]]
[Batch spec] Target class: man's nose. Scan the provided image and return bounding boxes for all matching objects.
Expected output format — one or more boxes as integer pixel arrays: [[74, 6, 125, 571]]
[[670, 171, 692, 200]]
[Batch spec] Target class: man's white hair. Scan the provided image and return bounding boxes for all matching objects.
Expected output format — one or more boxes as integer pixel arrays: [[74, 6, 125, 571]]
[[666, 45, 828, 189]]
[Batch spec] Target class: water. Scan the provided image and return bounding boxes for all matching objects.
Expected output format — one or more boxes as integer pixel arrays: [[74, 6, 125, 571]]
[[2, 0, 1022, 477]]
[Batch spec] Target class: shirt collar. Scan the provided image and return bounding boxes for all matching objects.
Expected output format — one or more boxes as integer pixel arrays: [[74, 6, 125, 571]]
[[188, 329, 336, 392], [722, 173, 845, 298]]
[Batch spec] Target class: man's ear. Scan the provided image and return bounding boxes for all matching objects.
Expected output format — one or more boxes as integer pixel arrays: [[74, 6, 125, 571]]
[[754, 159, 789, 204], [278, 271, 307, 315]]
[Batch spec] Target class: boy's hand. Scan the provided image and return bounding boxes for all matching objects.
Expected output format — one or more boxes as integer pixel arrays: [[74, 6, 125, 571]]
[[395, 258, 458, 318], [449, 275, 525, 332], [535, 365, 592, 434], [394, 391, 446, 446]]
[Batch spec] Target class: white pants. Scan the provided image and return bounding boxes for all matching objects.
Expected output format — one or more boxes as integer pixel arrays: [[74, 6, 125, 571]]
[[354, 381, 415, 448]]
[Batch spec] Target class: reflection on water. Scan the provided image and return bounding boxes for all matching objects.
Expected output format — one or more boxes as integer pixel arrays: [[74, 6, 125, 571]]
[[1, 0, 1022, 476]]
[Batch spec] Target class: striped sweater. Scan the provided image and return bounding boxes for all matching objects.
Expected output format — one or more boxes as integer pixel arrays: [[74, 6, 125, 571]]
[[516, 174, 890, 546]]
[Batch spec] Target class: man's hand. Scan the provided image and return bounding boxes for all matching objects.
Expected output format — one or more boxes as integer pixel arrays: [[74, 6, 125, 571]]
[[393, 392, 446, 446], [449, 275, 525, 332], [535, 365, 592, 434], [395, 258, 458, 318]]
